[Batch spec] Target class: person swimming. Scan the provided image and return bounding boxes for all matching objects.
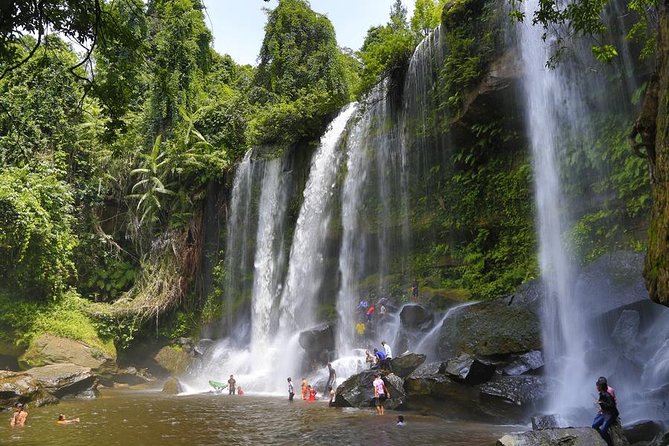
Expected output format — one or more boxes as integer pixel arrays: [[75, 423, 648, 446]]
[[57, 414, 80, 424]]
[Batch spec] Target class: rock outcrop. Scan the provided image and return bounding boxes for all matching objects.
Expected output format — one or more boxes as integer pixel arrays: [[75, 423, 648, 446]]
[[390, 352, 426, 378], [153, 345, 193, 376], [334, 370, 405, 410], [26, 363, 98, 399], [298, 324, 335, 365], [442, 354, 496, 385], [437, 284, 542, 358], [18, 334, 116, 375], [497, 424, 629, 446]]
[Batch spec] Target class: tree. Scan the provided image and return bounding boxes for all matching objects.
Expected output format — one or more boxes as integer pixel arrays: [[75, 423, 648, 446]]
[[411, 0, 444, 37]]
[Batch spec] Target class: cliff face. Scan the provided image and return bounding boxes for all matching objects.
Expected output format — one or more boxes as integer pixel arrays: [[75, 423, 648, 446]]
[[644, 0, 669, 307]]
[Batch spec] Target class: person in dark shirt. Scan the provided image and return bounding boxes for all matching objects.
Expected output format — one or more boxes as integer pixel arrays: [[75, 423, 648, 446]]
[[592, 380, 619, 446], [287, 377, 295, 401]]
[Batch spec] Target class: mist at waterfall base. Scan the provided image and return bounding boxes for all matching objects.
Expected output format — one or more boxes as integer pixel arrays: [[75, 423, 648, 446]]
[[518, 0, 669, 426], [183, 9, 669, 427]]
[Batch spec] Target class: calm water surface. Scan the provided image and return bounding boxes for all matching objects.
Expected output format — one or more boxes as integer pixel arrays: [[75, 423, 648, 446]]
[[0, 390, 523, 445]]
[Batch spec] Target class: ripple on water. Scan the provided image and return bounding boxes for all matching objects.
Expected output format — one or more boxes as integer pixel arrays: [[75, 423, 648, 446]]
[[0, 390, 521, 446]]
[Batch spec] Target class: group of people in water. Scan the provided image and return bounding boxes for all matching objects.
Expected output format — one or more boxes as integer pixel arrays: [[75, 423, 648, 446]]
[[9, 402, 79, 427], [226, 374, 244, 395]]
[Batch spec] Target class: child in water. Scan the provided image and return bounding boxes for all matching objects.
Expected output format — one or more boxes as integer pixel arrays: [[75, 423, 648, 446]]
[[237, 386, 244, 396], [307, 385, 317, 401], [396, 415, 405, 426], [57, 414, 80, 424]]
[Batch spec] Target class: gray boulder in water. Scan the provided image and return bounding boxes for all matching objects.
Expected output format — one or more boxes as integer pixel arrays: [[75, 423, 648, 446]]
[[334, 370, 405, 410], [26, 363, 98, 399], [497, 424, 629, 446]]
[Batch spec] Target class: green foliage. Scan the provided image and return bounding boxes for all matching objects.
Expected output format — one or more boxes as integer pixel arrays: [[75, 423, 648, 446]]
[[508, 0, 657, 66], [0, 36, 84, 167], [564, 114, 650, 261], [0, 290, 115, 355], [250, 0, 349, 147], [438, 0, 498, 118], [411, 0, 445, 37], [357, 13, 417, 96], [0, 165, 77, 299], [91, 312, 141, 351]]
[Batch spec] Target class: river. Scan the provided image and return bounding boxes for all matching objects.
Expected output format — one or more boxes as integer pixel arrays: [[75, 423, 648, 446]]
[[0, 389, 523, 445]]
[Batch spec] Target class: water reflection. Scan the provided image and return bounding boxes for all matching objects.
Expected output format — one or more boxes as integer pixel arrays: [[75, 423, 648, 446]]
[[0, 390, 522, 445]]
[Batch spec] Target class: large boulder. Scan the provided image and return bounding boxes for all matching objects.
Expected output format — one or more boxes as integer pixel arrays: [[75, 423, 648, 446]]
[[113, 367, 154, 386], [442, 354, 496, 385], [623, 420, 666, 444], [153, 345, 193, 376], [437, 283, 541, 358], [391, 352, 426, 378], [18, 334, 116, 375], [298, 324, 335, 365], [334, 370, 404, 410], [498, 424, 628, 446], [0, 370, 57, 407], [26, 363, 98, 399], [480, 374, 548, 408], [399, 305, 434, 331], [497, 428, 608, 446], [162, 377, 184, 395]]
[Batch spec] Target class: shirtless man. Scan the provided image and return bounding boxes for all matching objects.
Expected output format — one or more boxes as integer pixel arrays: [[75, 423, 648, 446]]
[[10, 403, 27, 427], [228, 374, 236, 395]]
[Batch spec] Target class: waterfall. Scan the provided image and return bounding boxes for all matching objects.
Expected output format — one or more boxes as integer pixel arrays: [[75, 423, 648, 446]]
[[279, 104, 358, 332], [222, 151, 258, 343], [251, 159, 290, 349], [186, 105, 356, 393]]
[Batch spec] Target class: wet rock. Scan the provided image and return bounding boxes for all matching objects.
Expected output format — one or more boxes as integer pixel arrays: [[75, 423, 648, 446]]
[[334, 370, 404, 410], [114, 367, 154, 386], [532, 414, 560, 430], [399, 305, 434, 331], [624, 420, 666, 444], [575, 251, 648, 316], [649, 431, 669, 446], [153, 345, 193, 376], [298, 324, 335, 365], [195, 339, 216, 356], [391, 352, 426, 378], [437, 284, 541, 358], [611, 310, 641, 352], [162, 377, 184, 395], [497, 428, 608, 445], [18, 334, 116, 375], [503, 351, 544, 376], [480, 374, 547, 407], [442, 354, 496, 385], [0, 370, 57, 408], [26, 363, 98, 399]]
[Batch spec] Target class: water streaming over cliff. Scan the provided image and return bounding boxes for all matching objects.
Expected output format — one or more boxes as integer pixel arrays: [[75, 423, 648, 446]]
[[517, 0, 669, 423]]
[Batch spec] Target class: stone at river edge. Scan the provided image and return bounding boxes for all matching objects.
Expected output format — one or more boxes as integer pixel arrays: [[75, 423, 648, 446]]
[[0, 370, 58, 407], [497, 424, 629, 446], [162, 377, 184, 395], [153, 345, 193, 376], [334, 370, 405, 410], [26, 363, 99, 399], [18, 334, 116, 375], [437, 282, 541, 358]]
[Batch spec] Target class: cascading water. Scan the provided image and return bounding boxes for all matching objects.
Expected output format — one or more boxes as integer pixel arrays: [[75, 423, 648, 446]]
[[279, 104, 358, 332], [518, 0, 669, 424], [518, 0, 588, 414], [187, 105, 357, 393]]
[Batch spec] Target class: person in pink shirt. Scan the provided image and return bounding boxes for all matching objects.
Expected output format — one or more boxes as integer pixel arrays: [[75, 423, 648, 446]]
[[372, 374, 390, 415], [597, 377, 617, 404]]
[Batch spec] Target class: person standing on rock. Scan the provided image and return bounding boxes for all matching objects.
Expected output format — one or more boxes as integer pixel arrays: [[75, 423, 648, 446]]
[[228, 374, 236, 395], [381, 341, 392, 371], [10, 403, 27, 427], [592, 380, 619, 446], [373, 374, 390, 415]]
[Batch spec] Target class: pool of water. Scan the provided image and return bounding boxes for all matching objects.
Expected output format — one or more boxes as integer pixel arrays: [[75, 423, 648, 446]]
[[0, 390, 524, 445]]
